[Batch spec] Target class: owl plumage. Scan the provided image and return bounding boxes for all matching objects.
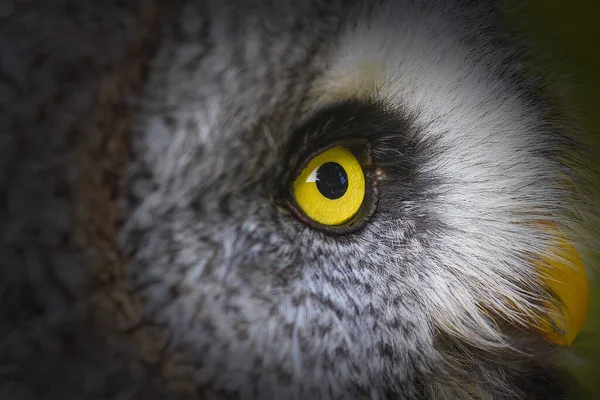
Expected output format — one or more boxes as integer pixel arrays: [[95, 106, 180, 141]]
[[0, 0, 597, 399]]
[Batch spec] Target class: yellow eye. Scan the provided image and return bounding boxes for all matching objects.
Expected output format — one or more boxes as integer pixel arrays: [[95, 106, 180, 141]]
[[291, 146, 366, 226]]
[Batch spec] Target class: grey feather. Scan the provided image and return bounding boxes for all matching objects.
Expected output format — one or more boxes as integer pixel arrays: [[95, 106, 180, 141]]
[[1, 0, 597, 399]]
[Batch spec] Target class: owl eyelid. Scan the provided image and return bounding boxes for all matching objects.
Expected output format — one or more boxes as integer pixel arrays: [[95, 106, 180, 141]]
[[289, 138, 373, 184]]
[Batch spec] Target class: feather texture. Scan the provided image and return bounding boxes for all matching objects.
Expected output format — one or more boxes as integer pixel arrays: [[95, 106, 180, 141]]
[[0, 0, 597, 399]]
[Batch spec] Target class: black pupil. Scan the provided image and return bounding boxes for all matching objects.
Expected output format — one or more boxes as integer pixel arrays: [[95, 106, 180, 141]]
[[316, 162, 349, 200]]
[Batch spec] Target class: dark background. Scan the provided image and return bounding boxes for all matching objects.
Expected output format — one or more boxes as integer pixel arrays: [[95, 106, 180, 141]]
[[504, 1, 600, 397]]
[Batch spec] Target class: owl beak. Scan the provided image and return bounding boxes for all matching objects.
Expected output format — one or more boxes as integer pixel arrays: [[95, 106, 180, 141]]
[[535, 230, 589, 346]]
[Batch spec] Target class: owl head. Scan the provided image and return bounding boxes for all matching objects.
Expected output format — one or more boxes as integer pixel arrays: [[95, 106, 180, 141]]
[[2, 0, 598, 399]]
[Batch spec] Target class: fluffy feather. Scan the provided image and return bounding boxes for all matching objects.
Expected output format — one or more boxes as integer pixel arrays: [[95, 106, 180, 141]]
[[0, 0, 597, 399]]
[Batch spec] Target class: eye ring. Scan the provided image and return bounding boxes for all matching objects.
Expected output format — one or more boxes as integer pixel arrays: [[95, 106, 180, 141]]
[[285, 140, 379, 235]]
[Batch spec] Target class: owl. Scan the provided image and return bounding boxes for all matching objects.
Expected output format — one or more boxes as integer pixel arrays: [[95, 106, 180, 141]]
[[1, 0, 598, 399]]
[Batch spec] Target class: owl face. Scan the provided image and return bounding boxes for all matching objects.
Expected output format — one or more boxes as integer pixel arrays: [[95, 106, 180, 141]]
[[121, 0, 591, 398]]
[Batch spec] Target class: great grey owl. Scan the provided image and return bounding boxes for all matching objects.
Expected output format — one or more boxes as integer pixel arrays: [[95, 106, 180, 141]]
[[1, 0, 598, 399]]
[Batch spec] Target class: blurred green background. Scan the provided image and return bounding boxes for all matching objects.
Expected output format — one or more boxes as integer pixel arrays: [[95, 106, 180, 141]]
[[502, 1, 600, 398]]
